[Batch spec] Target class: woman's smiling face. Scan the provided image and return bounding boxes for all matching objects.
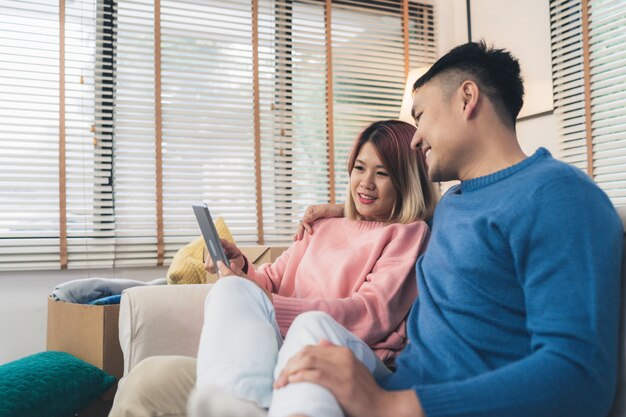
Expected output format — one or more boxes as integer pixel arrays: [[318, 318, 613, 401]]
[[349, 141, 397, 221]]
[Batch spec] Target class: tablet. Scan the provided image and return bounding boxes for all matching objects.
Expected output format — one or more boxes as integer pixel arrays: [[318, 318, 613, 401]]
[[192, 203, 230, 269]]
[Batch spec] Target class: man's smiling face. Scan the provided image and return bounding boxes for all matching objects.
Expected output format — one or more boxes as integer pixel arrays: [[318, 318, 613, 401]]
[[410, 80, 466, 183]]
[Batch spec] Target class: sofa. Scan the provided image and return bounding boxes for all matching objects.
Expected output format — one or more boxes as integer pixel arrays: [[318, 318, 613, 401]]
[[118, 244, 289, 376], [117, 207, 626, 416]]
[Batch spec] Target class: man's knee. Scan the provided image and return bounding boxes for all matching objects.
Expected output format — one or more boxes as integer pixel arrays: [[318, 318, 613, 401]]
[[282, 311, 340, 347], [110, 355, 196, 417], [290, 311, 337, 333]]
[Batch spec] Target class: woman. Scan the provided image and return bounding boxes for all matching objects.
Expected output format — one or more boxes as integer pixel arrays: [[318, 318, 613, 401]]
[[189, 120, 437, 417]]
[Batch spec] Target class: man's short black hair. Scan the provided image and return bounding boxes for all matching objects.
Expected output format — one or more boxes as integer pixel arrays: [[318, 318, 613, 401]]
[[413, 41, 524, 127]]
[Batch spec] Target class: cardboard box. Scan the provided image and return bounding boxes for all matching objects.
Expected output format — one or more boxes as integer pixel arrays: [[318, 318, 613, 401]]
[[44, 245, 287, 402], [46, 298, 123, 399], [243, 245, 289, 266]]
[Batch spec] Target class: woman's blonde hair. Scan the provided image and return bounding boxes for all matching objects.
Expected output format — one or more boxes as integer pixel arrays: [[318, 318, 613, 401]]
[[344, 120, 438, 224]]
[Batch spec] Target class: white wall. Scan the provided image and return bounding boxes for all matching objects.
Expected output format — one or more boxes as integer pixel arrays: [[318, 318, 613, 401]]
[[0, 266, 167, 365], [0, 1, 562, 367], [469, 0, 554, 119], [517, 113, 560, 157], [436, 0, 560, 156]]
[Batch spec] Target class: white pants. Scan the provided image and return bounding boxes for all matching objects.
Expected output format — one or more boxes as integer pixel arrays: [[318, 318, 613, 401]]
[[193, 276, 391, 417]]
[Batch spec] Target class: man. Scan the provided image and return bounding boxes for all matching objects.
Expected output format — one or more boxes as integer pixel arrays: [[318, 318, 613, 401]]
[[275, 41, 623, 417]]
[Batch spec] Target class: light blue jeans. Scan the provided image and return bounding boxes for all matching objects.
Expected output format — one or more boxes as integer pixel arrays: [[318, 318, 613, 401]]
[[194, 276, 391, 417]]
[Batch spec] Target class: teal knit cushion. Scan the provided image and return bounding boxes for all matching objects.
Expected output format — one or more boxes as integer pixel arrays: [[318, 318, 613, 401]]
[[0, 351, 116, 417]]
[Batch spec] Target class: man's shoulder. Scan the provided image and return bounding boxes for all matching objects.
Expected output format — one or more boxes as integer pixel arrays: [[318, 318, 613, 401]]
[[533, 157, 604, 198], [515, 149, 605, 202], [515, 152, 621, 235], [524, 149, 588, 182]]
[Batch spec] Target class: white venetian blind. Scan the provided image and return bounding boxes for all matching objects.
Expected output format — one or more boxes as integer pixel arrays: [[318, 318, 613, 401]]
[[408, 0, 436, 68], [113, 0, 158, 267], [586, 0, 626, 205], [160, 0, 258, 254], [114, 0, 260, 266], [65, 0, 116, 269], [258, 0, 436, 243], [550, 0, 587, 171], [0, 0, 439, 270], [0, 1, 60, 270], [0, 0, 115, 271], [550, 0, 626, 206], [331, 0, 436, 201], [259, 0, 329, 242]]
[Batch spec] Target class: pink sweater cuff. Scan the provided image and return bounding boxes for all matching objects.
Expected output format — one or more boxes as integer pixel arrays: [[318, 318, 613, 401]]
[[272, 294, 304, 336]]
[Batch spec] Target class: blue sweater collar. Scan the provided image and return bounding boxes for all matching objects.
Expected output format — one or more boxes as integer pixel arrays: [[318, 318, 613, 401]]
[[458, 147, 551, 193]]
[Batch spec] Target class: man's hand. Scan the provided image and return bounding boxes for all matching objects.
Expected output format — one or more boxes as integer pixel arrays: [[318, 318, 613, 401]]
[[294, 204, 346, 241], [204, 239, 245, 274], [274, 340, 424, 417], [216, 261, 273, 303]]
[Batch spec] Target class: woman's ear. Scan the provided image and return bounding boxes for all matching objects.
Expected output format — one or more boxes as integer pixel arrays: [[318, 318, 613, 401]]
[[460, 80, 479, 120]]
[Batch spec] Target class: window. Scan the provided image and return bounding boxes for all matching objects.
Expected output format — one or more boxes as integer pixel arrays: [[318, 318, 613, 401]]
[[550, 0, 626, 206], [0, 0, 436, 271], [0, 0, 114, 270], [259, 0, 436, 241]]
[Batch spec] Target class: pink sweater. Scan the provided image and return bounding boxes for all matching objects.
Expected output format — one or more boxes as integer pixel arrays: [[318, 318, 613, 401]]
[[247, 217, 429, 361]]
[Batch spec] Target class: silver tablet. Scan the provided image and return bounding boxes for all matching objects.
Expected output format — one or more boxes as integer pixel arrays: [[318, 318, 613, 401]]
[[192, 203, 230, 269]]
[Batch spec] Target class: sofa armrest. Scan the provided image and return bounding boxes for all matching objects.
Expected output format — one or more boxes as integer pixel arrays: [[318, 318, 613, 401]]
[[119, 284, 212, 375]]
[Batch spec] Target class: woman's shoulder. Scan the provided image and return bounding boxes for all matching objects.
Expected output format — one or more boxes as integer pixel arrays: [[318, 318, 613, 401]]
[[311, 217, 347, 229], [388, 219, 429, 231], [311, 217, 429, 236], [378, 221, 430, 258], [382, 219, 430, 237], [339, 217, 429, 235], [298, 217, 349, 240]]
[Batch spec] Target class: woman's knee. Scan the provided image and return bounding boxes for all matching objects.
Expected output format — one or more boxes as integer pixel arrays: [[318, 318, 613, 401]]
[[208, 276, 248, 298], [207, 276, 267, 303]]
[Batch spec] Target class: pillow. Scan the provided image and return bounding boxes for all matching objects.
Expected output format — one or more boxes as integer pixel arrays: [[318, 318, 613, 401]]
[[167, 216, 235, 285], [0, 351, 115, 417]]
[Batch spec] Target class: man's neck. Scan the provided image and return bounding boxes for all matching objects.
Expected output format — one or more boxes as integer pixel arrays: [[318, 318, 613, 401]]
[[459, 130, 527, 181]]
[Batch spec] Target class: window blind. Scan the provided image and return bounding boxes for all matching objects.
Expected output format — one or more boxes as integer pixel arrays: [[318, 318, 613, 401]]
[[550, 0, 626, 206], [331, 0, 436, 203], [113, 0, 158, 266], [0, 0, 115, 271], [114, 0, 260, 267], [259, 0, 436, 243], [0, 1, 60, 270], [258, 0, 329, 242], [65, 0, 116, 269], [408, 0, 436, 67], [0, 0, 437, 270], [586, 0, 626, 205], [550, 0, 587, 170], [160, 0, 258, 254]]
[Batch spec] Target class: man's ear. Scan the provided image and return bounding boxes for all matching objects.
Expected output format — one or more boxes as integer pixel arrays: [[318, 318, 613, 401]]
[[460, 80, 479, 120]]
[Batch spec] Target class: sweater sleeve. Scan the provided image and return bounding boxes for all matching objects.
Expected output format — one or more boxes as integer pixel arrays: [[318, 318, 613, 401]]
[[272, 221, 429, 344], [414, 177, 623, 417]]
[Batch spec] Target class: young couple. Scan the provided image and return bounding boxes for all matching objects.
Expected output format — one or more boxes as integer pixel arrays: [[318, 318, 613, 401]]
[[112, 117, 437, 417], [111, 41, 622, 417]]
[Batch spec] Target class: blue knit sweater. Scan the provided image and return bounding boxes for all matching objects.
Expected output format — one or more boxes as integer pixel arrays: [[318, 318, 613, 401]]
[[379, 148, 623, 417]]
